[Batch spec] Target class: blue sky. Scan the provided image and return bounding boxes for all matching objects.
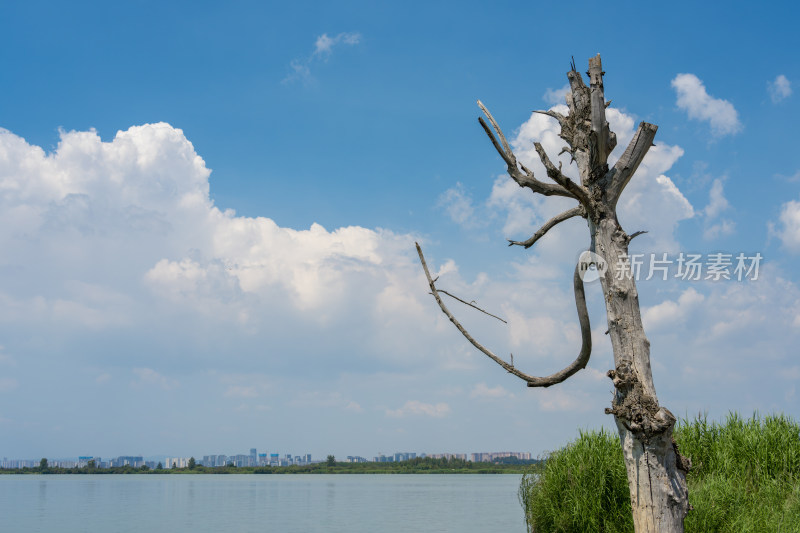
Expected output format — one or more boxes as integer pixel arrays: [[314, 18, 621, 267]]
[[1, 0, 799, 461]]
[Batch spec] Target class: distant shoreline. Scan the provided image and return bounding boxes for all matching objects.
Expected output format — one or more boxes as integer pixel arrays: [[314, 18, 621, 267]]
[[1, 470, 527, 475], [2, 458, 539, 476]]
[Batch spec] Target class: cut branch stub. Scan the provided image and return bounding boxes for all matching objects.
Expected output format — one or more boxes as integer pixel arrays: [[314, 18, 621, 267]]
[[416, 242, 591, 388]]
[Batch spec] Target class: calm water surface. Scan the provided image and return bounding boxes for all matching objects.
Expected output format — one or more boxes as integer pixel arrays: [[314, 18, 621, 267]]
[[0, 474, 526, 532]]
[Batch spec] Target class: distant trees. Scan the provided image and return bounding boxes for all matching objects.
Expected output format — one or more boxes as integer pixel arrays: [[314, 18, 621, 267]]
[[0, 456, 541, 475], [39, 458, 48, 470], [491, 456, 537, 466], [188, 457, 196, 469]]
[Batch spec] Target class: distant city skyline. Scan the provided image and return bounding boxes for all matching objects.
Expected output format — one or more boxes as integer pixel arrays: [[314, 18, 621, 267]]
[[2, 449, 532, 470]]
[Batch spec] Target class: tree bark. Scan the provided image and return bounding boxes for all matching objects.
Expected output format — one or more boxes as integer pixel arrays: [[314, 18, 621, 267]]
[[593, 215, 690, 532]]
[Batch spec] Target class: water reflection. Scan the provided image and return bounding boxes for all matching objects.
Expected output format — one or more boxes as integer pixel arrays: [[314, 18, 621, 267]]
[[37, 478, 47, 520], [1, 474, 526, 532]]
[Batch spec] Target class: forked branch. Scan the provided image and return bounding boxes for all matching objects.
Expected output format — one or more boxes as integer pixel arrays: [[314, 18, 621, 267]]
[[477, 100, 575, 199], [416, 242, 592, 388], [508, 206, 584, 249], [436, 289, 507, 324], [533, 143, 591, 206]]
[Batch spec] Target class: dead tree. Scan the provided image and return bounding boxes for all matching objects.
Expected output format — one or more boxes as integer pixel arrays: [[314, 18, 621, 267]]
[[416, 55, 690, 532]]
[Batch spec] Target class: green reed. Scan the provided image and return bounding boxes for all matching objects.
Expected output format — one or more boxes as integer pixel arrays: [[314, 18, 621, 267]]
[[519, 413, 800, 532]]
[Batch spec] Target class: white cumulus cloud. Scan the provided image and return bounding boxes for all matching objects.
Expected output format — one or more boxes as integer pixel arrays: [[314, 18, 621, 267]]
[[386, 400, 451, 418], [643, 287, 705, 331], [671, 73, 742, 136], [0, 123, 436, 375], [768, 74, 792, 103], [470, 382, 514, 399], [284, 31, 361, 84], [314, 32, 361, 57], [132, 368, 178, 390], [542, 84, 570, 106], [702, 178, 735, 240], [772, 199, 800, 253], [438, 182, 476, 227]]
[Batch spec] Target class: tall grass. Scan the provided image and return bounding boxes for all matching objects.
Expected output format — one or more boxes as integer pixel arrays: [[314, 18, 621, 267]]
[[518, 429, 633, 532], [519, 413, 800, 533], [678, 413, 800, 532]]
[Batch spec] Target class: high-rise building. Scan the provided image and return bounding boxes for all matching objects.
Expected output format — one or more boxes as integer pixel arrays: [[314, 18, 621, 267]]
[[393, 452, 416, 462], [470, 451, 532, 462], [77, 456, 96, 468], [111, 456, 144, 468]]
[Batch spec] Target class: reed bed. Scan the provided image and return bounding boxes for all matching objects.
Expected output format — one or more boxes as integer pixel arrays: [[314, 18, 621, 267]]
[[519, 413, 800, 532]]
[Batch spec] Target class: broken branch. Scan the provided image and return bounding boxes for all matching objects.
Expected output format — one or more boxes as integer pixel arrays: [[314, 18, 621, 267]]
[[508, 206, 584, 249], [477, 100, 513, 157], [628, 230, 648, 243], [436, 289, 507, 324], [533, 109, 567, 128], [416, 242, 592, 388], [604, 121, 658, 206]]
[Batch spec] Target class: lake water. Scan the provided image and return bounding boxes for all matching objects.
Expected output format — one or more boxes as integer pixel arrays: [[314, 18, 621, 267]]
[[0, 474, 527, 532]]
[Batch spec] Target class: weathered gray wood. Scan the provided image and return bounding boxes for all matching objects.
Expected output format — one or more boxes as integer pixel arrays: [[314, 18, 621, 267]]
[[421, 54, 691, 532], [594, 215, 690, 532], [538, 56, 691, 532], [477, 101, 576, 199], [604, 121, 659, 208], [588, 54, 616, 175], [508, 206, 585, 249], [416, 242, 592, 388], [532, 142, 592, 205]]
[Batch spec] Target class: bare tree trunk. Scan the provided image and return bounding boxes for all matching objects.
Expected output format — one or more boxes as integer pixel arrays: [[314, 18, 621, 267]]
[[594, 216, 691, 532], [422, 53, 691, 532], [585, 55, 690, 532]]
